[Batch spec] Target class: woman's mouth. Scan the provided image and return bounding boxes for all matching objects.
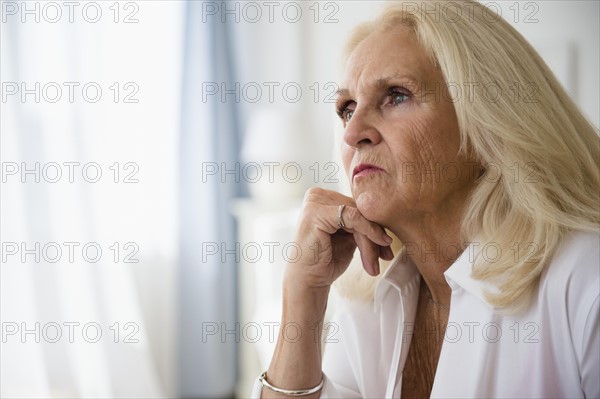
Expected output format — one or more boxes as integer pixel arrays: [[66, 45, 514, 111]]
[[352, 164, 385, 179]]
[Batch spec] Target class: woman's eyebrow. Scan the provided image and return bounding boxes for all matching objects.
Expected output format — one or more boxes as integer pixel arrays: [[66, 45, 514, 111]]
[[374, 75, 419, 91], [336, 75, 420, 99], [335, 87, 350, 99]]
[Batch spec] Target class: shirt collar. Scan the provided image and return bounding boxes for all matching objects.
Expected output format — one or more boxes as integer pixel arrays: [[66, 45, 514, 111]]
[[373, 248, 419, 311], [373, 242, 498, 310], [443, 242, 499, 310]]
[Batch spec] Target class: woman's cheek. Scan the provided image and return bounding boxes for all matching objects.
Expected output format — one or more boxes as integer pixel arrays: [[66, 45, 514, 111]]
[[341, 145, 354, 176]]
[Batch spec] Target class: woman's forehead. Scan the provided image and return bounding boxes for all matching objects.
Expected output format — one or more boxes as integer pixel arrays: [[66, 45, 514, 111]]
[[341, 28, 435, 93]]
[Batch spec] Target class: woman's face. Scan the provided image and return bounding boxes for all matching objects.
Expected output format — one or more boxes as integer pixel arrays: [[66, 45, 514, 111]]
[[338, 26, 479, 228]]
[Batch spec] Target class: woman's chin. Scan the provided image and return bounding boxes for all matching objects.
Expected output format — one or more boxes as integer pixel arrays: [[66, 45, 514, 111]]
[[354, 191, 389, 224]]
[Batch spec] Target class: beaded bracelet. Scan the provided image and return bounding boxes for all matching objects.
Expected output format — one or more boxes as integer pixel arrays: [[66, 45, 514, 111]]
[[259, 371, 324, 396]]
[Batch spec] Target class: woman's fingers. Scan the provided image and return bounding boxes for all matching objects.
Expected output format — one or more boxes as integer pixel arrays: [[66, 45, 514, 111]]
[[337, 204, 393, 247], [299, 187, 395, 280], [354, 233, 381, 276], [380, 244, 395, 261], [340, 204, 395, 275], [305, 188, 391, 246]]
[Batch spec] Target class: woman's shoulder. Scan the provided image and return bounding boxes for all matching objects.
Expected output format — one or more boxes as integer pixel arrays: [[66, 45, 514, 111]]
[[545, 230, 599, 278], [539, 230, 599, 309]]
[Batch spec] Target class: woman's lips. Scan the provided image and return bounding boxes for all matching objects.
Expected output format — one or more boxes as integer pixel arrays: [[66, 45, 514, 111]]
[[352, 164, 385, 179]]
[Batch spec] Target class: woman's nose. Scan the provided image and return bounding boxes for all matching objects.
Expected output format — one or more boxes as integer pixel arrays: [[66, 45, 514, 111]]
[[342, 108, 383, 149]]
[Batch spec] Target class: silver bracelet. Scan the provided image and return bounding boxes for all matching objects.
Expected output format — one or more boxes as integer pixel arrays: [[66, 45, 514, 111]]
[[259, 371, 324, 396]]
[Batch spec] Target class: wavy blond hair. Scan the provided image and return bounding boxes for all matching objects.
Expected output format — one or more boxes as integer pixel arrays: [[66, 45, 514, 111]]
[[334, 0, 600, 311]]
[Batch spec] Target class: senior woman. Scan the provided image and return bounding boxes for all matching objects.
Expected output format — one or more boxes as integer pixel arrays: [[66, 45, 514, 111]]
[[252, 1, 600, 398]]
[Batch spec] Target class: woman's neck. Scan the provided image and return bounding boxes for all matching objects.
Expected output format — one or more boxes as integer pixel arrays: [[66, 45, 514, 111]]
[[389, 205, 469, 307]]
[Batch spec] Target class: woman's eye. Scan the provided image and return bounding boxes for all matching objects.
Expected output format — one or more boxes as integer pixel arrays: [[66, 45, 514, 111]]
[[390, 91, 408, 105], [344, 109, 354, 123], [336, 101, 356, 124]]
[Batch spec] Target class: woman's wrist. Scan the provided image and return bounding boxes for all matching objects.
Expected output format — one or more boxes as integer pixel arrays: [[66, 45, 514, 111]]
[[282, 276, 329, 321]]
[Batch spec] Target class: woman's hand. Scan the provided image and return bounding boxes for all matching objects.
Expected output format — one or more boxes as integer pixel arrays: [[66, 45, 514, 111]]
[[262, 187, 395, 398], [286, 187, 395, 291]]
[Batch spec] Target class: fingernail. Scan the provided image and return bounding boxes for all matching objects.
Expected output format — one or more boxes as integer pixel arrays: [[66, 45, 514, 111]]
[[384, 234, 393, 244]]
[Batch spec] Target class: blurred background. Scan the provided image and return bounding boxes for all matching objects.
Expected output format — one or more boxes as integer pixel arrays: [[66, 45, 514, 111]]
[[1, 1, 598, 398]]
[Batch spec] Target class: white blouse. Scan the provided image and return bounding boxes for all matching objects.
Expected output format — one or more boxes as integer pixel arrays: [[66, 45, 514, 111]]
[[252, 231, 599, 398]]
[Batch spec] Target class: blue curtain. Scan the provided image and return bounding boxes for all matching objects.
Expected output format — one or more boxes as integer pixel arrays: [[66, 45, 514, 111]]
[[178, 2, 243, 397]]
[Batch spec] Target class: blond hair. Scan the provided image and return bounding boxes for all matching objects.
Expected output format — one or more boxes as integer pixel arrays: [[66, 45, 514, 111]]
[[334, 0, 600, 311]]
